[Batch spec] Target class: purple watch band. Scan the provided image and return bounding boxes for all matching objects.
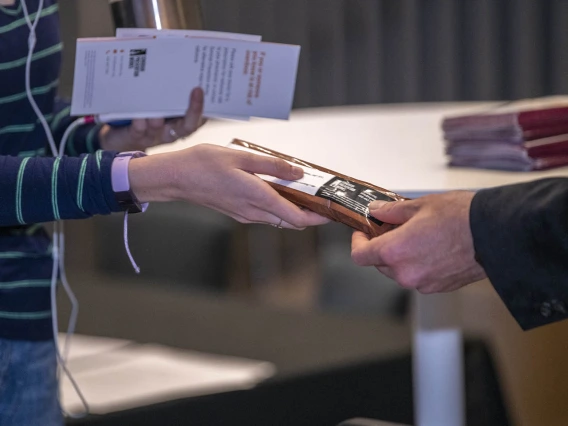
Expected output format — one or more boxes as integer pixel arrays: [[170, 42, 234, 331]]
[[111, 151, 149, 213]]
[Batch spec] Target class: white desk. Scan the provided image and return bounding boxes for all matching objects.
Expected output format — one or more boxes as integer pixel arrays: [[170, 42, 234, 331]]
[[59, 334, 275, 415], [149, 102, 568, 426]]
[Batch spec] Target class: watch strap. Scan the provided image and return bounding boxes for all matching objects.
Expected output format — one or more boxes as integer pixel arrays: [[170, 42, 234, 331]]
[[111, 151, 149, 213]]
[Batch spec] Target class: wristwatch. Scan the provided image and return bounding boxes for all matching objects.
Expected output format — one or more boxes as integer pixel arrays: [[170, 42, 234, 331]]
[[111, 151, 149, 213]]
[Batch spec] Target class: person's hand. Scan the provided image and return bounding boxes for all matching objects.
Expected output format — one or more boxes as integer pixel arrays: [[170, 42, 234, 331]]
[[98, 88, 206, 152], [128, 143, 330, 229], [351, 191, 487, 293]]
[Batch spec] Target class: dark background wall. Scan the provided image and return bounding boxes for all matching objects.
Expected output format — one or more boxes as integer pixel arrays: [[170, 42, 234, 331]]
[[59, 0, 568, 107]]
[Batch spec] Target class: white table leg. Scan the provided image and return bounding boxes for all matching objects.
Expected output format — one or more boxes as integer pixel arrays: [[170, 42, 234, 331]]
[[413, 292, 465, 426]]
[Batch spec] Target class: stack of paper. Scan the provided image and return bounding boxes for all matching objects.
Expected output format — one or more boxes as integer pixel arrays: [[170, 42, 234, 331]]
[[442, 97, 568, 171], [71, 28, 301, 122]]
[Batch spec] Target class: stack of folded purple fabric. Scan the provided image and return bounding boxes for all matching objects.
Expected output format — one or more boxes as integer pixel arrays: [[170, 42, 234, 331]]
[[443, 97, 568, 171]]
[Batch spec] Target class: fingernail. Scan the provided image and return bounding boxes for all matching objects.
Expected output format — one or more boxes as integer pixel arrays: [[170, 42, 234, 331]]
[[368, 200, 388, 211], [292, 167, 303, 178]]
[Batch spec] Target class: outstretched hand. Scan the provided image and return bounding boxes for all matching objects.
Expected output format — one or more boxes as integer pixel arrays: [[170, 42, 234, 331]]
[[129, 143, 330, 230], [351, 192, 487, 293]]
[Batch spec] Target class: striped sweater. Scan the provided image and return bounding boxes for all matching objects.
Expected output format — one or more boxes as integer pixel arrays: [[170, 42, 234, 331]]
[[0, 0, 122, 340]]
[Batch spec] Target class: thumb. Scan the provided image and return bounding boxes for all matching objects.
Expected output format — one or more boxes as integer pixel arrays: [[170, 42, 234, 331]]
[[368, 199, 418, 225]]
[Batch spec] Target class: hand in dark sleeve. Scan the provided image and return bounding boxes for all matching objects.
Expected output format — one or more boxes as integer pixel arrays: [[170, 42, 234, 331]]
[[470, 178, 568, 330]]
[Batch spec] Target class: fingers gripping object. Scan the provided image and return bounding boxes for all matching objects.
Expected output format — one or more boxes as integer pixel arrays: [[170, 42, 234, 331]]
[[228, 139, 409, 237]]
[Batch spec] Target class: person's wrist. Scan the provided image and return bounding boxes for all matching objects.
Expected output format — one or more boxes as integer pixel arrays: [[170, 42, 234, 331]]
[[128, 154, 179, 203], [111, 151, 149, 213]]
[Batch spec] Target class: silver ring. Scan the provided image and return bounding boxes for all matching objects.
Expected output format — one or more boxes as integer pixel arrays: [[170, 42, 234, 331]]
[[271, 218, 283, 229], [169, 127, 178, 139]]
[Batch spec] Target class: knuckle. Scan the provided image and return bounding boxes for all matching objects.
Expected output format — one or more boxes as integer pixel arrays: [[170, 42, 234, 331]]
[[376, 243, 398, 265], [192, 143, 213, 159], [396, 274, 416, 290], [396, 269, 423, 290], [235, 150, 255, 168], [397, 198, 419, 212], [252, 186, 273, 205], [400, 202, 420, 219], [273, 158, 291, 176]]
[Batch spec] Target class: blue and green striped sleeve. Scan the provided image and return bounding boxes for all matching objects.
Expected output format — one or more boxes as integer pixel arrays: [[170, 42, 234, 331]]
[[0, 150, 122, 226], [0, 0, 126, 341]]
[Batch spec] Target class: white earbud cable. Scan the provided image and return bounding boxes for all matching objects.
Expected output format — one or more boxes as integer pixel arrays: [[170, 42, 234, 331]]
[[20, 1, 141, 416], [21, 0, 89, 418]]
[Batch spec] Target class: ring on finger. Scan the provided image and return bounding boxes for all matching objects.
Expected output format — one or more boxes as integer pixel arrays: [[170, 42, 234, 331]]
[[169, 127, 179, 140], [270, 218, 283, 229]]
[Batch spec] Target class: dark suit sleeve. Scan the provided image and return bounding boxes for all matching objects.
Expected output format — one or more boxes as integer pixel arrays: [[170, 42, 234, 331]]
[[469, 178, 568, 330]]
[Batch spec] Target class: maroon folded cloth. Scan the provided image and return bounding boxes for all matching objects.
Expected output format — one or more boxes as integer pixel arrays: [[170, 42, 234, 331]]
[[444, 122, 568, 144], [443, 97, 568, 133], [447, 144, 568, 171], [443, 97, 568, 171]]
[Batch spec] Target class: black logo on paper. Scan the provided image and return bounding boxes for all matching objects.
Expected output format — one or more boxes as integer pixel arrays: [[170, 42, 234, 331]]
[[128, 49, 147, 77]]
